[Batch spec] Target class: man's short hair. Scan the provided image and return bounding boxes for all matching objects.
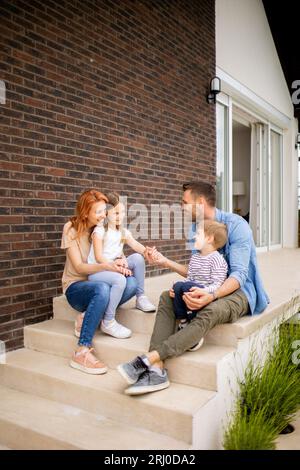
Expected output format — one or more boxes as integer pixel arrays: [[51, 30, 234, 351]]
[[183, 182, 216, 207]]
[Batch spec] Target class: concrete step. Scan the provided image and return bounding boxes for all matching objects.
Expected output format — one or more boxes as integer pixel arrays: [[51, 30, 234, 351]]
[[53, 294, 240, 347], [0, 348, 216, 445], [24, 319, 234, 391], [0, 444, 10, 450], [0, 385, 190, 450]]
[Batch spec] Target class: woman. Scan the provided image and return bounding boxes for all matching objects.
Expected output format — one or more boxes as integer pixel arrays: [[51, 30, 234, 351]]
[[61, 189, 138, 375]]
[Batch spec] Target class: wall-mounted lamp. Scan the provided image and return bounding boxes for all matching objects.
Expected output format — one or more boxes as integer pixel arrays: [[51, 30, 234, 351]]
[[207, 76, 221, 104], [295, 133, 300, 150]]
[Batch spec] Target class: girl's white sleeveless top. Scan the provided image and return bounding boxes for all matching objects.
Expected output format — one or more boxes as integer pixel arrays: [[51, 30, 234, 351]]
[[88, 225, 130, 263]]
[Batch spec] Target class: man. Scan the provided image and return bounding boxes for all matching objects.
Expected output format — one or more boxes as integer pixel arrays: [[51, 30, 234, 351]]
[[117, 182, 270, 395]]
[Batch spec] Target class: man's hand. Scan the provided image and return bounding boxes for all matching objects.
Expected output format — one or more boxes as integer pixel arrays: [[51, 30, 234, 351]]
[[144, 246, 168, 267], [143, 246, 155, 263], [169, 287, 175, 298], [182, 287, 213, 310]]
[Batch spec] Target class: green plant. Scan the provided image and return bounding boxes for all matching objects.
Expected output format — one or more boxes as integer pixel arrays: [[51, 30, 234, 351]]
[[240, 323, 300, 433], [223, 406, 278, 450], [223, 320, 300, 449]]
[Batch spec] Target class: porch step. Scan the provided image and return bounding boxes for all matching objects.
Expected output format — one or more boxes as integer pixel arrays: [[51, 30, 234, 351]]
[[24, 319, 234, 391], [53, 294, 240, 347], [0, 385, 189, 450], [0, 444, 10, 450], [0, 348, 216, 445]]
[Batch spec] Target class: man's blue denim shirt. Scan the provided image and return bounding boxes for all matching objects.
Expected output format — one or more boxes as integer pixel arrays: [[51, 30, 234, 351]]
[[188, 209, 270, 315]]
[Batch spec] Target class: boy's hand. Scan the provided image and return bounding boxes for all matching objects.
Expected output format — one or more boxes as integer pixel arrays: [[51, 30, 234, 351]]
[[169, 287, 175, 298]]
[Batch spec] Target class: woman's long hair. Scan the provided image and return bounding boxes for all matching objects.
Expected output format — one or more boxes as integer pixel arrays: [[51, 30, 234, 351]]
[[70, 189, 108, 239]]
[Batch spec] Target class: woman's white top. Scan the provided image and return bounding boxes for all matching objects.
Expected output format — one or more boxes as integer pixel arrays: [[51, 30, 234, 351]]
[[88, 225, 131, 263]]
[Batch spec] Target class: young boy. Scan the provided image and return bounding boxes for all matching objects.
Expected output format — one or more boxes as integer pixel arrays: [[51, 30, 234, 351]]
[[171, 220, 228, 350]]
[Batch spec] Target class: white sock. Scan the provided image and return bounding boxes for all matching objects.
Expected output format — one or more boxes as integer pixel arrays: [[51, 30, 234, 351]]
[[149, 365, 164, 376], [141, 355, 151, 367]]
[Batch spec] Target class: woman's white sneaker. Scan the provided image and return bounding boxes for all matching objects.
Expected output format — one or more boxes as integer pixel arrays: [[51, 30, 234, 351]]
[[136, 295, 156, 313], [101, 319, 132, 339]]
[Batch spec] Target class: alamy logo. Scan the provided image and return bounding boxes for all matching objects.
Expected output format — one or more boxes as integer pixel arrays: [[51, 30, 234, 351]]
[[0, 80, 6, 105], [0, 340, 6, 364], [291, 80, 300, 105]]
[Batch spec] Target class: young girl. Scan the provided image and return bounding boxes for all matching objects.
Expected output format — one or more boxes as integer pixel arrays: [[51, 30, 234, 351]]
[[86, 192, 156, 339]]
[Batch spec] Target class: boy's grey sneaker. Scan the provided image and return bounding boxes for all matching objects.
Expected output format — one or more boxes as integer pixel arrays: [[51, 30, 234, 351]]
[[117, 355, 148, 385], [125, 369, 170, 395]]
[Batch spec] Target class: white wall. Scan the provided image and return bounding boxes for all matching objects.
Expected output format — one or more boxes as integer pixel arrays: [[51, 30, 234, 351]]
[[216, 0, 293, 117], [216, 0, 298, 248]]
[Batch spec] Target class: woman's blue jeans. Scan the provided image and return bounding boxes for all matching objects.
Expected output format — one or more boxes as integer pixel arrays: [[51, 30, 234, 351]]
[[65, 276, 138, 347]]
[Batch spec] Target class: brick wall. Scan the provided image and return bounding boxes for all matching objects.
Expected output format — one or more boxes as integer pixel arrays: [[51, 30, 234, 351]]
[[0, 0, 216, 351]]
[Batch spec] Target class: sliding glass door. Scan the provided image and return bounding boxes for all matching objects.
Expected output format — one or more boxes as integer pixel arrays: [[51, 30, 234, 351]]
[[270, 130, 282, 247], [216, 98, 232, 212], [216, 97, 283, 250], [250, 123, 268, 247]]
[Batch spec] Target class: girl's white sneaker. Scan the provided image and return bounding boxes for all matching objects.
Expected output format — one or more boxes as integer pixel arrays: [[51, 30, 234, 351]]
[[101, 319, 132, 339], [136, 295, 156, 313]]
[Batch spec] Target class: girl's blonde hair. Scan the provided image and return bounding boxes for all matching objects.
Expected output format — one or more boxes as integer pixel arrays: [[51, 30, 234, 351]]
[[105, 192, 127, 244]]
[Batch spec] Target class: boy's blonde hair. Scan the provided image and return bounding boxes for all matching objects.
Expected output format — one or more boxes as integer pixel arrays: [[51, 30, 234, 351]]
[[202, 219, 227, 250]]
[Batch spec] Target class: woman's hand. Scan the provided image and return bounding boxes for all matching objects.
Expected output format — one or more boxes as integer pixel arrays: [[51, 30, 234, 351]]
[[115, 257, 128, 268], [115, 264, 132, 276], [108, 261, 132, 277], [182, 287, 213, 310]]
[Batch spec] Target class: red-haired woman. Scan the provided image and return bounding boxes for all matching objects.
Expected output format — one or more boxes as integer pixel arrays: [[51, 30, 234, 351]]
[[61, 189, 137, 375]]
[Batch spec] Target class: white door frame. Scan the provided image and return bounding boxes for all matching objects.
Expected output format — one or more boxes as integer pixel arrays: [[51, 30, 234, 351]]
[[217, 93, 233, 213], [217, 96, 283, 251]]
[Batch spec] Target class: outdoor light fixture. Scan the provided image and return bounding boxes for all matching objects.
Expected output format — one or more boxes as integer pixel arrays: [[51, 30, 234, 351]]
[[207, 76, 221, 104], [295, 133, 300, 149]]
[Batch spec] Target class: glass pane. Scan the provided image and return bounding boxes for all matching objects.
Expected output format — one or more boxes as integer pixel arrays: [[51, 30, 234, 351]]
[[249, 123, 268, 248], [216, 103, 228, 210], [270, 131, 281, 245], [260, 126, 268, 247]]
